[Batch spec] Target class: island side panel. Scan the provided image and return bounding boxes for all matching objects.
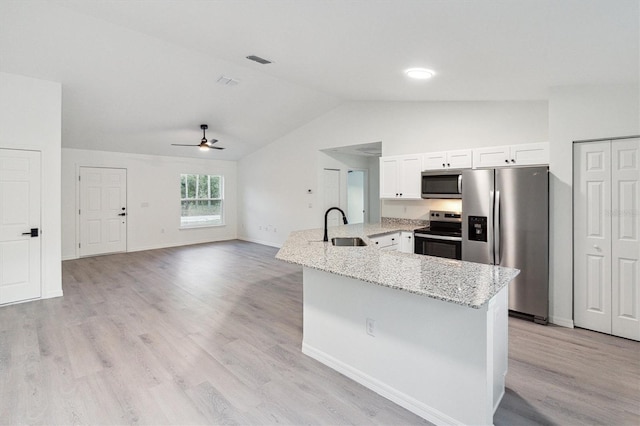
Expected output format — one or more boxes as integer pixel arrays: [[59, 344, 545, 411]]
[[302, 267, 507, 426]]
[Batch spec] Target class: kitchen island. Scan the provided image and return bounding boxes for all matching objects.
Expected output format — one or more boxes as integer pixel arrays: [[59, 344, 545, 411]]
[[276, 223, 520, 426]]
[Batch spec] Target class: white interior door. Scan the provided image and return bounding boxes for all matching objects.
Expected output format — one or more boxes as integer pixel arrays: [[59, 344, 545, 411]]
[[574, 142, 612, 334], [0, 149, 41, 304], [611, 138, 640, 340], [323, 168, 341, 227], [347, 170, 366, 224], [79, 167, 127, 257]]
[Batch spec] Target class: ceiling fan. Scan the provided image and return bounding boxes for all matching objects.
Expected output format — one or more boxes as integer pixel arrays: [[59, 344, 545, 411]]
[[172, 124, 225, 151]]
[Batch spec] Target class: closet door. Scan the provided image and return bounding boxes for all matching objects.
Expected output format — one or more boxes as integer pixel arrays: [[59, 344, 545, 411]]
[[574, 142, 612, 334], [611, 138, 640, 340]]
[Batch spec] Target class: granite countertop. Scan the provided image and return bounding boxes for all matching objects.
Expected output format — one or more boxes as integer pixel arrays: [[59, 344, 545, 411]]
[[276, 223, 520, 309]]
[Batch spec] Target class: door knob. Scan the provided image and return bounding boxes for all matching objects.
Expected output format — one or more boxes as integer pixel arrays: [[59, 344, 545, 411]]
[[22, 228, 39, 237], [593, 244, 601, 251]]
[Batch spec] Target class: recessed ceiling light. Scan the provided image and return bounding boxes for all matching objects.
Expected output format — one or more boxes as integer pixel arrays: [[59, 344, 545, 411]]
[[405, 68, 435, 79]]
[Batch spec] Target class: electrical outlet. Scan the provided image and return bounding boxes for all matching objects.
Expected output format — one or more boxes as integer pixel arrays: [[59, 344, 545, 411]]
[[366, 318, 376, 337]]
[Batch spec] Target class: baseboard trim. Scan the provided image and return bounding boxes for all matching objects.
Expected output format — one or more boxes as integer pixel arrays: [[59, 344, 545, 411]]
[[549, 316, 574, 328], [126, 237, 237, 253], [42, 290, 64, 299], [302, 342, 463, 426], [237, 237, 282, 248], [64, 238, 277, 260]]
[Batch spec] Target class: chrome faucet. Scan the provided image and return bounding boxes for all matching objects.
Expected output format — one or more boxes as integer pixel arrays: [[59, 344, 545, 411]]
[[323, 207, 348, 242]]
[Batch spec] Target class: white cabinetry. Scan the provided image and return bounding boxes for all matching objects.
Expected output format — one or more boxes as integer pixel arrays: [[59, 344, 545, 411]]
[[422, 149, 472, 170], [369, 233, 399, 250], [473, 142, 549, 168], [370, 231, 414, 253], [399, 231, 414, 253], [574, 138, 639, 341], [380, 155, 422, 199]]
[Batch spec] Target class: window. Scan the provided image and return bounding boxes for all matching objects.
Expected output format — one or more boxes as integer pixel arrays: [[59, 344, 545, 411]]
[[180, 174, 224, 227]]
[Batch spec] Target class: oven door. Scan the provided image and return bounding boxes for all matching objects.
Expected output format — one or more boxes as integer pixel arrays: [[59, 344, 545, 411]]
[[414, 234, 462, 260]]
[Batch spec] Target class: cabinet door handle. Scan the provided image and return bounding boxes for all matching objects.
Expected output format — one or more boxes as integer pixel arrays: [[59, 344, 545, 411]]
[[442, 163, 446, 167], [447, 163, 450, 167], [504, 159, 509, 163], [511, 159, 516, 163]]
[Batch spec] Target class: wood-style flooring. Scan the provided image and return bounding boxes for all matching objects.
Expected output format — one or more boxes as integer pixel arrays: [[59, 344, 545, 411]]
[[1, 240, 638, 425]]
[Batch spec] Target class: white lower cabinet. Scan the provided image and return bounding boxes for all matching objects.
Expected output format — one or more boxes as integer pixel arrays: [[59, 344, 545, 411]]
[[369, 231, 414, 253], [369, 233, 399, 250], [399, 231, 414, 253], [573, 138, 639, 341]]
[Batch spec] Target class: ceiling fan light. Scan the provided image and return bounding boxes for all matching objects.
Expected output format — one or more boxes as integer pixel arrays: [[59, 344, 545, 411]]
[[405, 68, 435, 79], [199, 142, 209, 151]]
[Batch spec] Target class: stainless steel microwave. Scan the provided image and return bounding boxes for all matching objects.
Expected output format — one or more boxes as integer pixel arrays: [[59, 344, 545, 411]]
[[421, 170, 463, 199]]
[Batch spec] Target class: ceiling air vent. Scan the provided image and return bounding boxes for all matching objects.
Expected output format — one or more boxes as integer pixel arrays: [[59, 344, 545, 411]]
[[246, 55, 272, 65], [216, 75, 239, 86]]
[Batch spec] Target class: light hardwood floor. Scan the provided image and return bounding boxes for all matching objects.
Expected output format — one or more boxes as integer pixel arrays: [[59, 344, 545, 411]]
[[1, 240, 638, 425]]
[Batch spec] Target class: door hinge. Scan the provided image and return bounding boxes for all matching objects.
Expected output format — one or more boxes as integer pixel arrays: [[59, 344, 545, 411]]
[[78, 243, 81, 248], [78, 175, 81, 181], [79, 209, 81, 215]]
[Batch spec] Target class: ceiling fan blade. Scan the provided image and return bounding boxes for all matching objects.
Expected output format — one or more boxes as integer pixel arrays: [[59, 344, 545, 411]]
[[171, 126, 225, 150]]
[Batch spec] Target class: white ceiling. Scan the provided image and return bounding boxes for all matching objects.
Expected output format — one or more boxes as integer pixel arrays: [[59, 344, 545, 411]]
[[0, 0, 638, 160]]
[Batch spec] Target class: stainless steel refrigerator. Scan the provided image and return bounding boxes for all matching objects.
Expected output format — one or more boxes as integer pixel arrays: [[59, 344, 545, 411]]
[[462, 166, 549, 324]]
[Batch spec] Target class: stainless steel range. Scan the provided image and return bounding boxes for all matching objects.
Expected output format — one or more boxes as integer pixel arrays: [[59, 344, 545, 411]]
[[414, 211, 462, 259]]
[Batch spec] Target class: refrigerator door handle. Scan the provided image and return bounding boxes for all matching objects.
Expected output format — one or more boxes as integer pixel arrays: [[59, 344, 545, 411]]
[[494, 190, 501, 264], [457, 175, 462, 194]]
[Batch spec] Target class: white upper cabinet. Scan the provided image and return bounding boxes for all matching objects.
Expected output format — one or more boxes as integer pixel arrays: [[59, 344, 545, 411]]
[[380, 155, 422, 199], [380, 157, 400, 199], [473, 142, 549, 168], [422, 149, 473, 170]]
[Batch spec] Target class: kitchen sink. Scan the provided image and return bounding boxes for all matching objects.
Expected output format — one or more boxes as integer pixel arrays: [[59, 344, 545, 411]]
[[331, 237, 367, 247]]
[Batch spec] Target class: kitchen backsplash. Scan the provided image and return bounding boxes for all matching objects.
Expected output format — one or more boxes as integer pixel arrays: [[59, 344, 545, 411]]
[[381, 217, 429, 227], [381, 198, 462, 220]]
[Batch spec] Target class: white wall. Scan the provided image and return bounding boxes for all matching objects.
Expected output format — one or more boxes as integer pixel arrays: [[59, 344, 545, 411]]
[[238, 100, 548, 247], [62, 148, 237, 259], [367, 156, 381, 223], [0, 72, 62, 299], [548, 83, 640, 327]]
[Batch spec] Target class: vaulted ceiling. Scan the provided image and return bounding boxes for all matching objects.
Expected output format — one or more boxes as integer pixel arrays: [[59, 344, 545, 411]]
[[1, 0, 637, 160]]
